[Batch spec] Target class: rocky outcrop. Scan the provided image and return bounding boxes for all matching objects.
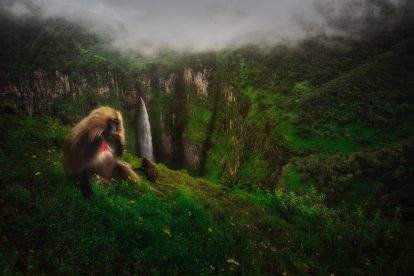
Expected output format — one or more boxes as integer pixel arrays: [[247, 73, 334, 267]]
[[0, 69, 126, 115], [0, 69, 74, 115], [138, 75, 152, 103], [158, 112, 173, 161], [184, 67, 209, 100], [223, 84, 235, 105], [159, 73, 176, 94], [183, 140, 200, 174]]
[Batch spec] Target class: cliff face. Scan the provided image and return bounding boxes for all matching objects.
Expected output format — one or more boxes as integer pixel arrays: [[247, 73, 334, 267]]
[[0, 14, 288, 187], [0, 69, 72, 115], [0, 61, 285, 187], [0, 65, 208, 172]]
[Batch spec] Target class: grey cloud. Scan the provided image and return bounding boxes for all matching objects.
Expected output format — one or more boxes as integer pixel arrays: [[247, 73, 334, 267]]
[[2, 0, 412, 54]]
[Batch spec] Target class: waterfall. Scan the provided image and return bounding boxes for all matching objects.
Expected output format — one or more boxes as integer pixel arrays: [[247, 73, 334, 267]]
[[137, 97, 155, 161]]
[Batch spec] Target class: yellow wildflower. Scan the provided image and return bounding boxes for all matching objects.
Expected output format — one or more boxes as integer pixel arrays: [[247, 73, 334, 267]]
[[35, 171, 41, 176], [164, 229, 171, 236], [208, 227, 213, 233], [227, 258, 240, 266]]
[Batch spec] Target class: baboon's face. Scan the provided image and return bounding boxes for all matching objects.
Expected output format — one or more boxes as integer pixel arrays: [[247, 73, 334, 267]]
[[103, 118, 120, 142]]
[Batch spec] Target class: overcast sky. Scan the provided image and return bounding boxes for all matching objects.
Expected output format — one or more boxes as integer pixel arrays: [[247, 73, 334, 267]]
[[2, 0, 408, 54]]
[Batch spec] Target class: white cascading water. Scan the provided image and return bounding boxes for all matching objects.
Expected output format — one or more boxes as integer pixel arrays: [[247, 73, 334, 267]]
[[137, 97, 155, 161]]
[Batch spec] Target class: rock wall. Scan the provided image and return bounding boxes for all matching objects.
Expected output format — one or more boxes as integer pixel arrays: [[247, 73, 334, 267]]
[[0, 64, 285, 187], [184, 67, 209, 100], [0, 69, 73, 115]]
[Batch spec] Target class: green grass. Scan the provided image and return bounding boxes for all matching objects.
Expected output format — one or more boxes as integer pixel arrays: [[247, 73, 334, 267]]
[[241, 85, 384, 157], [276, 109, 386, 154], [1, 108, 413, 275], [1, 181, 254, 275], [0, 108, 256, 275]]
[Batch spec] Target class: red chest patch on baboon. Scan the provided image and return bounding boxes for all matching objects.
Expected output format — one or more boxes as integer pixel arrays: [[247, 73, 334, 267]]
[[101, 143, 108, 153]]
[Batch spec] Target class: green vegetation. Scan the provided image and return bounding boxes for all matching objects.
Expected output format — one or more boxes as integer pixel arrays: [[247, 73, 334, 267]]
[[186, 101, 211, 146], [203, 132, 230, 182], [1, 108, 413, 275], [1, 10, 414, 275]]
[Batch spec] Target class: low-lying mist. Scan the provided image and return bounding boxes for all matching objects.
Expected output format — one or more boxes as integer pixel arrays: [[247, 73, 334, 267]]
[[1, 0, 413, 55]]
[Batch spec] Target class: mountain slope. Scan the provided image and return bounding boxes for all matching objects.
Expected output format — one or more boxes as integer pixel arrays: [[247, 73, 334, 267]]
[[297, 36, 414, 141], [0, 107, 413, 275]]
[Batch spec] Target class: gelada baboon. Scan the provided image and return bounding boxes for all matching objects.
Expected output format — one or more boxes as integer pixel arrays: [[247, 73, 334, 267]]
[[63, 106, 139, 197], [136, 157, 164, 197], [139, 157, 159, 183]]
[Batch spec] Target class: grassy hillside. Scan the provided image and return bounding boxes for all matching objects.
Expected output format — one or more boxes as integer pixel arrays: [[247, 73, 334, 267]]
[[1, 10, 414, 274], [1, 107, 414, 275], [274, 35, 414, 216]]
